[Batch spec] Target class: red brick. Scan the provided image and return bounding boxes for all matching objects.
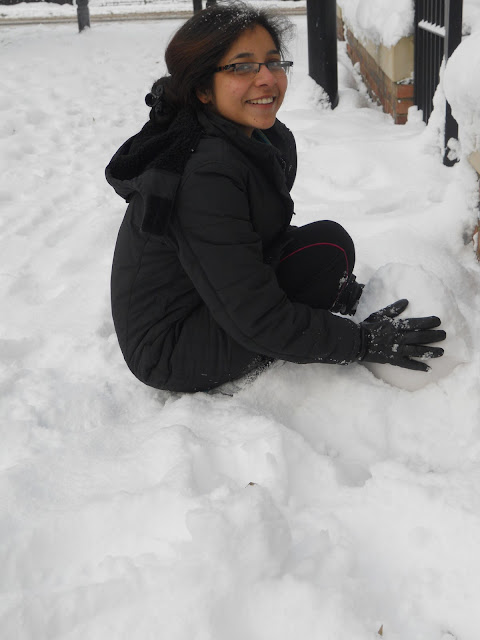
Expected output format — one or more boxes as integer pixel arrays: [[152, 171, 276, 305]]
[[397, 84, 414, 99], [396, 99, 413, 115], [337, 15, 345, 41]]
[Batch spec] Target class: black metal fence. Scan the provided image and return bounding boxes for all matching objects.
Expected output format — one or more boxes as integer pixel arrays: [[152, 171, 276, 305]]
[[414, 0, 463, 165], [306, 0, 338, 108]]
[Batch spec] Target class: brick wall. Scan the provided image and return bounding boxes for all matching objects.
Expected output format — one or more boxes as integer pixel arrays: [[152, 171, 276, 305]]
[[345, 29, 414, 125], [337, 11, 345, 41]]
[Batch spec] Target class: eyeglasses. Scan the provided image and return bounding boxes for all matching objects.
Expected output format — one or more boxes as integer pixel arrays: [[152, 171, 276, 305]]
[[214, 60, 293, 77]]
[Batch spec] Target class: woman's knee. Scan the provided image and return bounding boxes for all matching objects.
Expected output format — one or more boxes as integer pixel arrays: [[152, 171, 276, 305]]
[[275, 220, 356, 308], [298, 220, 355, 270]]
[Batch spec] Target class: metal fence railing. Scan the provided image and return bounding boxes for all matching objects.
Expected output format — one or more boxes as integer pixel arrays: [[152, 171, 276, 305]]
[[414, 0, 463, 165]]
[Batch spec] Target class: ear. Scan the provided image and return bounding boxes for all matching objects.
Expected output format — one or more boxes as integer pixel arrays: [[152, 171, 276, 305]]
[[196, 88, 213, 105]]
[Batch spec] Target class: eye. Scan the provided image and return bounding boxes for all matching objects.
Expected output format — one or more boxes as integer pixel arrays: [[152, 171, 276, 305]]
[[234, 62, 256, 75], [267, 60, 283, 70]]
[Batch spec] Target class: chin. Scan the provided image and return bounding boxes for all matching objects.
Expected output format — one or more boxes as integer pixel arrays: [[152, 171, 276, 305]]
[[255, 117, 277, 130]]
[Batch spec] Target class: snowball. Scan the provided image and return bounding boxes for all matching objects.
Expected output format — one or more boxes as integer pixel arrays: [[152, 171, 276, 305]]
[[356, 263, 470, 391]]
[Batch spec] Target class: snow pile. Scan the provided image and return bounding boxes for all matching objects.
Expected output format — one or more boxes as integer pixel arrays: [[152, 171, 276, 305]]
[[444, 30, 480, 158], [337, 0, 414, 48], [0, 0, 306, 20], [1, 14, 480, 640], [0, 0, 191, 19], [0, 1, 76, 18]]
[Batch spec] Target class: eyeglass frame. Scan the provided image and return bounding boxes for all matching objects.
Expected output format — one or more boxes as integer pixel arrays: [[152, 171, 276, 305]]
[[214, 60, 294, 75]]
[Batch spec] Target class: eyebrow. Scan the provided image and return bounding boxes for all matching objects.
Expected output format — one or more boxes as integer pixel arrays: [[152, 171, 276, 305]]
[[227, 48, 280, 63]]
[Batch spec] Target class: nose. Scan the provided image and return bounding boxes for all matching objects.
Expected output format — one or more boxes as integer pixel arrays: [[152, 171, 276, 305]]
[[254, 64, 276, 86]]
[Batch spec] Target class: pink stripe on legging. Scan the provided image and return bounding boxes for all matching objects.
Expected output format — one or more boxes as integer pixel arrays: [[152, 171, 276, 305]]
[[279, 242, 349, 275]]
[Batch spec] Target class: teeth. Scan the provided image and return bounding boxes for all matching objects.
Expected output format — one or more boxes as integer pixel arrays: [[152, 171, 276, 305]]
[[248, 97, 274, 104]]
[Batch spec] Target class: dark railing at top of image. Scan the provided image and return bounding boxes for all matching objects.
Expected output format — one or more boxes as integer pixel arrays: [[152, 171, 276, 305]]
[[306, 0, 338, 108], [414, 0, 463, 166]]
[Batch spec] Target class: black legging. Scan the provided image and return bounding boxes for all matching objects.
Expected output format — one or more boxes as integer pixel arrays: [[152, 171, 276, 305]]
[[276, 220, 356, 310]]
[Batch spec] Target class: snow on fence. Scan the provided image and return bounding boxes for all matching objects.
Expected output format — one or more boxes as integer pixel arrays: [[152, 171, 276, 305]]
[[414, 0, 463, 166]]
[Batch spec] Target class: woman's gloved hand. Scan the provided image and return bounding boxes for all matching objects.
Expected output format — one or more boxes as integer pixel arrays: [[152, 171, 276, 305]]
[[357, 299, 446, 371]]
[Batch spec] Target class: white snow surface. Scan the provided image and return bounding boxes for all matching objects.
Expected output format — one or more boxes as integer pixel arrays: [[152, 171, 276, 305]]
[[1, 13, 480, 640]]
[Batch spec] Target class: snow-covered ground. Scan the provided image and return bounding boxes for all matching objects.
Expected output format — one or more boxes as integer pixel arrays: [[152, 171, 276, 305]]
[[1, 9, 480, 640]]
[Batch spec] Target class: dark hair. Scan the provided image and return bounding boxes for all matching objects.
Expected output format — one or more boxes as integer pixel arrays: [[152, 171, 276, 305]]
[[147, 1, 293, 122]]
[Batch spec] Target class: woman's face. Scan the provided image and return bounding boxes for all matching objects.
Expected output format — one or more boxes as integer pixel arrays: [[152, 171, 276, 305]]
[[199, 25, 288, 136]]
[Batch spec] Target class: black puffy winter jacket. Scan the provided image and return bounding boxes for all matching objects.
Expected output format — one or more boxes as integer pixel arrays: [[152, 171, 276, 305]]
[[106, 109, 361, 392]]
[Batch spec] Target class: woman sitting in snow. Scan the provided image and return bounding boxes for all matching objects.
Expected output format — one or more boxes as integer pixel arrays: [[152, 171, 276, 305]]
[[106, 1, 445, 393]]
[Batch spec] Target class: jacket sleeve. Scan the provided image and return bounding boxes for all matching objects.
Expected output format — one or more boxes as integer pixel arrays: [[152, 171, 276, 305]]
[[170, 160, 361, 365]]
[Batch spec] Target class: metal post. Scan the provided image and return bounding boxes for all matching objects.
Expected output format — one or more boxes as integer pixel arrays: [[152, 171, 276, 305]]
[[77, 0, 90, 32], [193, 0, 202, 12], [306, 0, 338, 108], [445, 0, 463, 57], [443, 0, 463, 166]]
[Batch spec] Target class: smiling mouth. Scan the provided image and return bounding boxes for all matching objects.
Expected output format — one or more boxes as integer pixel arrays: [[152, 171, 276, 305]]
[[246, 97, 275, 105]]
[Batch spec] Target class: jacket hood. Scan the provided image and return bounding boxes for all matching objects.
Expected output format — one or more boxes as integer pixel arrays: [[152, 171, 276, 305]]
[[105, 108, 296, 236]]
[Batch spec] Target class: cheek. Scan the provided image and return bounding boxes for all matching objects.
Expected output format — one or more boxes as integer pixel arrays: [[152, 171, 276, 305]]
[[225, 81, 247, 104], [275, 76, 288, 109], [212, 76, 245, 108], [278, 75, 288, 98]]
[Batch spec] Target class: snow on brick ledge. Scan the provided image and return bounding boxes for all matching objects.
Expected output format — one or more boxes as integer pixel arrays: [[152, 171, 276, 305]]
[[337, 0, 414, 49], [338, 5, 414, 125]]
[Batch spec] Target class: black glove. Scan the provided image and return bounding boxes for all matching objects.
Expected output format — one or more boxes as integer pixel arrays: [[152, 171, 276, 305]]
[[358, 299, 446, 371], [331, 274, 365, 316]]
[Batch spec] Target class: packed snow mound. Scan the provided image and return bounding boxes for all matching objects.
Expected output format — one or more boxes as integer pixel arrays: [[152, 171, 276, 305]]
[[357, 263, 470, 391]]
